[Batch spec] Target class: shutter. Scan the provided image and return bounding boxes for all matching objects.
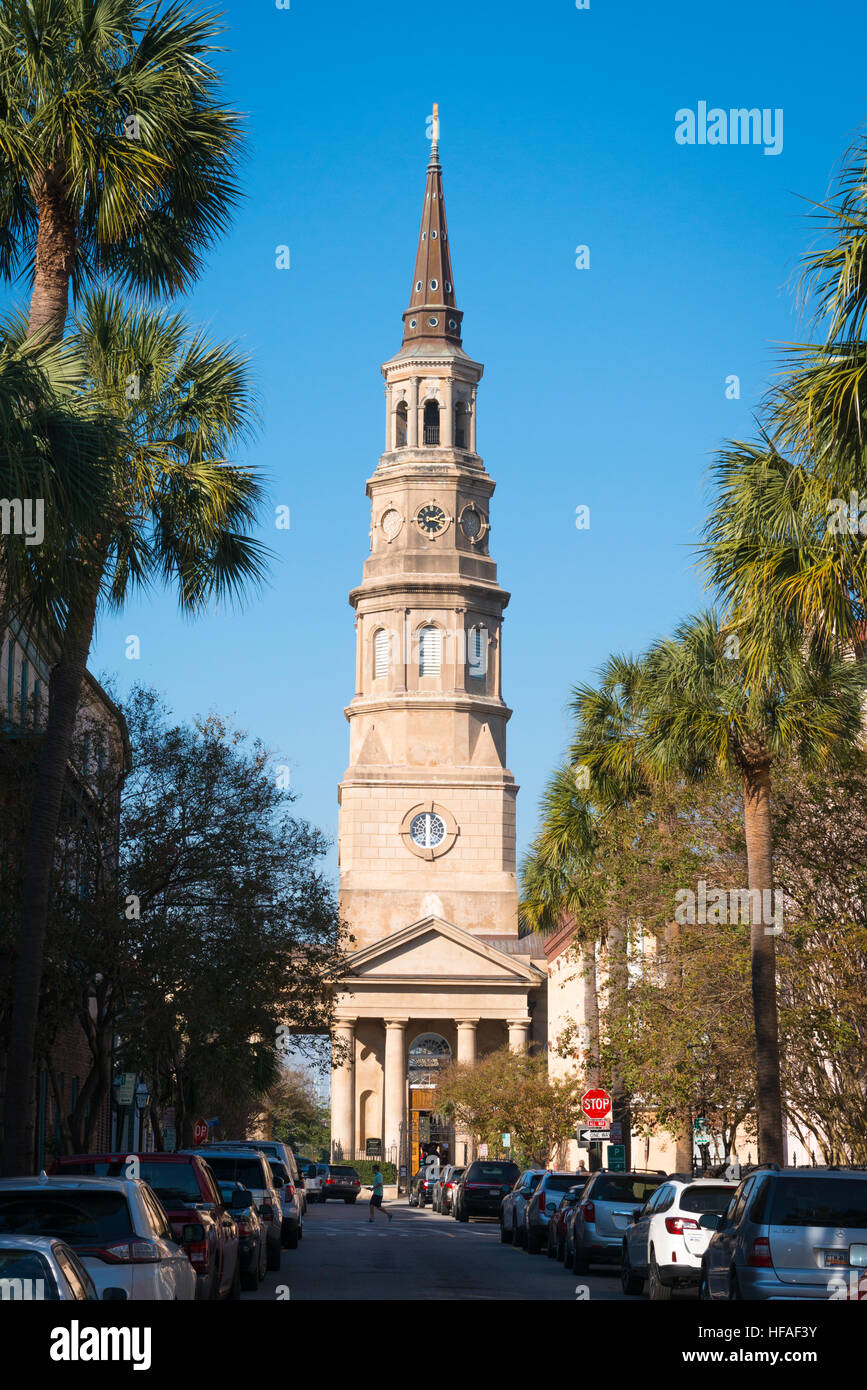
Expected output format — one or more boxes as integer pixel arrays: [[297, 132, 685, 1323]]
[[468, 626, 487, 678], [419, 625, 442, 676], [374, 628, 390, 679]]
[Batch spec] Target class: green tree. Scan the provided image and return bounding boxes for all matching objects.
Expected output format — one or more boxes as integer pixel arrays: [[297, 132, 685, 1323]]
[[437, 1047, 582, 1169], [1, 296, 267, 1175]]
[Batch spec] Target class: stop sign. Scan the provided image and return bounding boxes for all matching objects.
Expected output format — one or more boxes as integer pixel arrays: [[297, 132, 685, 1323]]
[[581, 1088, 612, 1125], [193, 1117, 209, 1145]]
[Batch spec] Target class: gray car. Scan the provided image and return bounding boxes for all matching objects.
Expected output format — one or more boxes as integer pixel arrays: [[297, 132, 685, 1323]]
[[523, 1172, 588, 1254], [500, 1170, 546, 1246], [699, 1167, 867, 1300], [565, 1170, 669, 1272]]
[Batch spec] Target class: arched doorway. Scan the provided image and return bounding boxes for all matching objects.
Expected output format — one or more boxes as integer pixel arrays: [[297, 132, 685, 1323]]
[[408, 1032, 453, 1174]]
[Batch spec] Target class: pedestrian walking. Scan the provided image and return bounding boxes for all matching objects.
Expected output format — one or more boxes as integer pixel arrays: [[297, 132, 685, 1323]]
[[368, 1164, 393, 1223]]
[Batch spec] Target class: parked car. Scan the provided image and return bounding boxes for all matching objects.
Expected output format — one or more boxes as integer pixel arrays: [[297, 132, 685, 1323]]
[[216, 1183, 266, 1292], [218, 1140, 305, 1237], [440, 1166, 465, 1215], [52, 1151, 240, 1300], [699, 1167, 867, 1301], [523, 1172, 589, 1254], [621, 1177, 737, 1298], [500, 1169, 546, 1245], [431, 1164, 454, 1213], [565, 1170, 670, 1273], [266, 1159, 302, 1248], [409, 1164, 439, 1208], [184, 1148, 283, 1271], [299, 1162, 328, 1204], [0, 1175, 197, 1300], [321, 1165, 362, 1203], [546, 1184, 586, 1261], [454, 1160, 520, 1223], [0, 1234, 105, 1300]]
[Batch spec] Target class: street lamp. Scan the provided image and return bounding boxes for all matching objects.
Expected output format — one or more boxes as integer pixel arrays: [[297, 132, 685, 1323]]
[[134, 1081, 150, 1153]]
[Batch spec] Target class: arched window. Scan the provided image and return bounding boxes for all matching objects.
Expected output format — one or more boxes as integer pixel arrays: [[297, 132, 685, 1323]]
[[455, 401, 469, 449], [373, 628, 390, 680], [418, 624, 442, 677], [423, 399, 440, 445], [468, 626, 487, 680], [394, 401, 408, 448]]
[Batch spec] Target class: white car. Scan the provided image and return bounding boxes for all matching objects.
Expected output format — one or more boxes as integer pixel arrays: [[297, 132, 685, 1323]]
[[621, 1177, 737, 1299], [300, 1162, 328, 1204], [0, 1234, 104, 1300], [0, 1175, 197, 1301]]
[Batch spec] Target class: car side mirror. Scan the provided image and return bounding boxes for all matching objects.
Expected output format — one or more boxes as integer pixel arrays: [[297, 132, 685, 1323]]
[[102, 1287, 128, 1301], [272, 1175, 284, 1189], [631, 1209, 642, 1223], [182, 1222, 205, 1243], [698, 1211, 722, 1231]]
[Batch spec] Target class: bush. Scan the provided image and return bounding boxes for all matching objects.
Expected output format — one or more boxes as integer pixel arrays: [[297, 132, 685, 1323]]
[[351, 1159, 397, 1186]]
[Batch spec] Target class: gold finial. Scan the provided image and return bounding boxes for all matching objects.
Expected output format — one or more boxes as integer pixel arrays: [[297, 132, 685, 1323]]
[[432, 102, 439, 145]]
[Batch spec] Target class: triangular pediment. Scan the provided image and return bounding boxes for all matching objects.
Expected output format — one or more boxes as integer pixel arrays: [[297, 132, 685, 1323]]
[[344, 915, 544, 984]]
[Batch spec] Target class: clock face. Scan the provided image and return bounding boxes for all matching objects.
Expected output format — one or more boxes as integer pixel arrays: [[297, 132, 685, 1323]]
[[416, 503, 448, 537], [461, 508, 482, 539], [381, 508, 402, 540], [409, 812, 446, 849]]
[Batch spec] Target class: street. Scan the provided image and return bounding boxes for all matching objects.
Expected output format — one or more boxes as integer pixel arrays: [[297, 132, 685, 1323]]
[[246, 1198, 647, 1301]]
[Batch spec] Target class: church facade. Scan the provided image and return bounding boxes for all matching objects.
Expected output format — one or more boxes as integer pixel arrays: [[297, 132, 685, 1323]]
[[331, 113, 548, 1174]]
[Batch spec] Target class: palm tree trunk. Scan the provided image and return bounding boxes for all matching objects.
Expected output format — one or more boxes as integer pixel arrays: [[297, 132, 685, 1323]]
[[742, 761, 784, 1165], [28, 167, 76, 342], [0, 577, 101, 1176], [581, 944, 600, 1086]]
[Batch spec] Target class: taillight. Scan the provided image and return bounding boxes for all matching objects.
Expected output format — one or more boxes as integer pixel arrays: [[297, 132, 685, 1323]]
[[93, 1239, 161, 1264], [747, 1237, 773, 1268], [582, 1201, 595, 1222], [286, 1184, 295, 1197], [326, 1178, 335, 1185], [538, 1192, 546, 1213], [186, 1239, 209, 1271], [665, 1216, 700, 1234], [236, 1218, 253, 1235]]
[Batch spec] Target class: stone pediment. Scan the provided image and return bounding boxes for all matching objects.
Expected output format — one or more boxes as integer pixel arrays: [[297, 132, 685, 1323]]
[[343, 915, 544, 986]]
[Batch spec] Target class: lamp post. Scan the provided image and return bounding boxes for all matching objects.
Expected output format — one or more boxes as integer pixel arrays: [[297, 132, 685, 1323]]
[[134, 1080, 150, 1152]]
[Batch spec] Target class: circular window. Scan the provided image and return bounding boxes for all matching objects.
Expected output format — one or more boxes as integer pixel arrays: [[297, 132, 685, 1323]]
[[430, 278, 438, 290], [416, 280, 422, 292], [461, 508, 481, 539], [410, 811, 446, 849], [381, 508, 402, 539], [410, 318, 417, 327], [449, 319, 457, 330], [445, 281, 452, 293], [429, 316, 438, 326], [431, 229, 438, 238]]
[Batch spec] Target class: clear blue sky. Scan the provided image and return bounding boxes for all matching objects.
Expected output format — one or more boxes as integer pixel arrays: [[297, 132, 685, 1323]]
[[29, 1, 867, 873]]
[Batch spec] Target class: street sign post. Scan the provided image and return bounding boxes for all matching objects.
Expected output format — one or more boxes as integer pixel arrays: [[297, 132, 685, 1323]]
[[479, 1143, 488, 1157], [502, 1133, 511, 1148], [607, 1144, 626, 1171], [193, 1117, 209, 1145], [608, 1121, 623, 1143], [116, 1073, 135, 1107], [581, 1088, 612, 1128]]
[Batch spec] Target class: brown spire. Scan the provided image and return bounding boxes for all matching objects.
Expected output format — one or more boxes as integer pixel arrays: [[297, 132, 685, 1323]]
[[401, 104, 463, 349]]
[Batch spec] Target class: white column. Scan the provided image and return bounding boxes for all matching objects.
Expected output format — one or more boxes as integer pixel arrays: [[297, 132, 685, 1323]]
[[331, 1020, 356, 1159], [507, 1018, 531, 1053], [454, 1020, 478, 1166], [408, 377, 419, 447], [383, 1018, 408, 1161], [443, 377, 454, 447], [469, 390, 477, 452], [384, 384, 391, 450]]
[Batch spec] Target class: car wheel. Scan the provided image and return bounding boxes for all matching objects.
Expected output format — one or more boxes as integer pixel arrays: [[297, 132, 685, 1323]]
[[526, 1226, 541, 1255], [557, 1238, 565, 1263], [284, 1224, 299, 1251], [620, 1245, 644, 1296], [573, 1246, 590, 1275], [267, 1237, 282, 1271], [457, 1205, 469, 1223], [698, 1262, 712, 1301], [649, 1251, 672, 1301], [513, 1218, 522, 1247], [227, 1257, 242, 1301], [208, 1257, 220, 1300], [240, 1258, 258, 1293], [730, 1270, 743, 1301], [500, 1220, 513, 1245]]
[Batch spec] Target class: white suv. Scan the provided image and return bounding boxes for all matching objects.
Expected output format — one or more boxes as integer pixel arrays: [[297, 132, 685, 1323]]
[[621, 1177, 737, 1299], [0, 1175, 196, 1300]]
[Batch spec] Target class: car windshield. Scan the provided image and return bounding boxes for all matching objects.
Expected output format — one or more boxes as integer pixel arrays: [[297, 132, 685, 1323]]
[[59, 1160, 203, 1204], [680, 1185, 736, 1214], [329, 1168, 359, 1179], [590, 1176, 666, 1203], [269, 1162, 289, 1181], [768, 1178, 867, 1229], [466, 1163, 519, 1182], [0, 1248, 60, 1298], [203, 1158, 267, 1189], [0, 1192, 133, 1246], [545, 1175, 586, 1192]]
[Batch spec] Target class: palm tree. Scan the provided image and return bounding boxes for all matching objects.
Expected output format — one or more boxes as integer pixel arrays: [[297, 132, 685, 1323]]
[[622, 610, 864, 1164], [0, 0, 243, 341], [1, 289, 268, 1175]]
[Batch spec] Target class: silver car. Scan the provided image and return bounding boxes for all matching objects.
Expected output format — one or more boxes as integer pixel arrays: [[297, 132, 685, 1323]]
[[523, 1172, 588, 1254], [699, 1167, 867, 1300], [566, 1170, 669, 1272], [500, 1170, 546, 1247], [0, 1234, 105, 1300]]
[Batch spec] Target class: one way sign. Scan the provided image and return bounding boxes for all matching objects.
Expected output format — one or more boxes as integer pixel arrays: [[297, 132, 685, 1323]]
[[577, 1126, 610, 1145]]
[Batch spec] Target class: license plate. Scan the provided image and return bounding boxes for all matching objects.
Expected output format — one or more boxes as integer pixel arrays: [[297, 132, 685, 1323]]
[[824, 1250, 847, 1268], [850, 1245, 867, 1267]]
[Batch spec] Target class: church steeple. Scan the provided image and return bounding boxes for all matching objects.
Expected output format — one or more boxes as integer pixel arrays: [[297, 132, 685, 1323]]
[[401, 104, 463, 349]]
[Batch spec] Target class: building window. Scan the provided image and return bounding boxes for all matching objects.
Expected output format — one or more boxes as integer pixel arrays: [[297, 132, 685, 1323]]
[[430, 279, 438, 290], [468, 626, 488, 679], [395, 401, 408, 447], [455, 400, 469, 447], [418, 625, 442, 677], [374, 628, 390, 680], [423, 399, 440, 444]]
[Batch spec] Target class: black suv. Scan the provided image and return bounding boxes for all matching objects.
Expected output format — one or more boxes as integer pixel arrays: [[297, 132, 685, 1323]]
[[322, 1165, 362, 1203], [455, 1160, 520, 1221]]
